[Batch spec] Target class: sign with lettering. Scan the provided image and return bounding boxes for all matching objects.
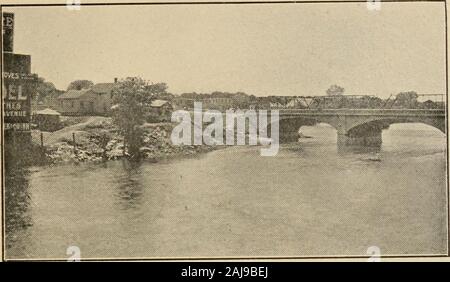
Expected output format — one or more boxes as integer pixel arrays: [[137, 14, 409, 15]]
[[2, 13, 14, 52], [2, 53, 37, 132], [2, 12, 37, 133], [3, 72, 38, 81], [3, 79, 36, 130]]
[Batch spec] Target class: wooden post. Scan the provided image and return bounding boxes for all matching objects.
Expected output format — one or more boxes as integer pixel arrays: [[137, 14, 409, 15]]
[[123, 137, 126, 156], [72, 132, 76, 153], [40, 132, 44, 148]]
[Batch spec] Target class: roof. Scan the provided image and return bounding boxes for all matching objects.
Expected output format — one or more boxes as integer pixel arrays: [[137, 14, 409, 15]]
[[58, 89, 92, 99], [91, 83, 115, 94], [151, 99, 170, 107], [35, 108, 61, 116]]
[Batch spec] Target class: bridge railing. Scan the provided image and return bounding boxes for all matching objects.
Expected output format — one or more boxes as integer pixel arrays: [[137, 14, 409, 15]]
[[276, 109, 445, 116], [175, 94, 446, 111]]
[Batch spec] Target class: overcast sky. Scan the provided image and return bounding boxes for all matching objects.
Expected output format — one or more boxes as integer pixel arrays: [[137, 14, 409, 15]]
[[4, 2, 446, 97]]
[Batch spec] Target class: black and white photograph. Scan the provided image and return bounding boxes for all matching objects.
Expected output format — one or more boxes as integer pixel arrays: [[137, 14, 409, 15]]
[[1, 0, 448, 262]]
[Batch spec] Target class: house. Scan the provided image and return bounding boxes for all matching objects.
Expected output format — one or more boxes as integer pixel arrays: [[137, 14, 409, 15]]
[[33, 108, 61, 131], [56, 80, 117, 116], [202, 97, 233, 110], [150, 99, 173, 115], [57, 89, 97, 115], [148, 99, 173, 122], [91, 82, 115, 115]]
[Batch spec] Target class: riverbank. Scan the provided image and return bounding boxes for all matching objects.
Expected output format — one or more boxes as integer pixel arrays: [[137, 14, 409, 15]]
[[31, 117, 221, 165]]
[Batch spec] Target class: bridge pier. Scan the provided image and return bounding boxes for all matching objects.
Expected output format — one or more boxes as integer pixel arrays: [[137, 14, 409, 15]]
[[278, 118, 317, 143], [337, 120, 389, 147], [279, 131, 300, 143], [337, 131, 382, 147]]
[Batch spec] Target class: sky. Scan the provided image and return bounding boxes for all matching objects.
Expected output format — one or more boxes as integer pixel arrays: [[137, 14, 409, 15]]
[[4, 2, 447, 97]]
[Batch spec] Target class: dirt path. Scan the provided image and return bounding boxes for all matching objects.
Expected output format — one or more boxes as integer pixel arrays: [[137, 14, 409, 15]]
[[32, 116, 111, 145]]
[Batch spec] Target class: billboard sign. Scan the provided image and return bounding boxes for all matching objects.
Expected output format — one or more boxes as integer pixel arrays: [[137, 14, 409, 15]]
[[3, 53, 37, 132]]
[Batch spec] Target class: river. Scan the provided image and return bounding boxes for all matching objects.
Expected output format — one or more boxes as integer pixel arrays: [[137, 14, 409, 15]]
[[5, 123, 447, 259]]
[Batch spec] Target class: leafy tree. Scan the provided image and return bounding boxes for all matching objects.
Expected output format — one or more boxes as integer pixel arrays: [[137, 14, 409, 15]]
[[395, 91, 418, 108], [423, 100, 438, 109], [146, 82, 168, 94], [67, 80, 94, 91], [111, 77, 166, 160], [147, 83, 174, 100], [326, 85, 345, 96], [366, 96, 384, 109], [35, 77, 56, 101]]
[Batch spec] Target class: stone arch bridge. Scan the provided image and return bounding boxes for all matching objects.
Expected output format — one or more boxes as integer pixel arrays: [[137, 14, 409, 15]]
[[275, 109, 446, 145]]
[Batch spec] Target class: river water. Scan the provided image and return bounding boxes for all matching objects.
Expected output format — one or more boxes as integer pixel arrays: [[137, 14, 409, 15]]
[[5, 123, 447, 259]]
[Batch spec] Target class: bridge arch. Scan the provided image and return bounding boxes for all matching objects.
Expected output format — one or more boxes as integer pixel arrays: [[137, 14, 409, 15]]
[[273, 112, 446, 145], [345, 116, 446, 135], [334, 115, 445, 146], [276, 116, 338, 143]]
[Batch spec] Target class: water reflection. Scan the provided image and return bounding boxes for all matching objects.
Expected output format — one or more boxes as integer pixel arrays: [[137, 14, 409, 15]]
[[337, 144, 381, 155], [5, 165, 33, 251], [114, 160, 144, 211]]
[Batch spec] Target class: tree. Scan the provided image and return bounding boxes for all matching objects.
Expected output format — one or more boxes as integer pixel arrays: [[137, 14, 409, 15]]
[[35, 77, 56, 101], [67, 80, 94, 91], [147, 83, 174, 100], [111, 77, 167, 160], [326, 85, 345, 96], [146, 82, 167, 94], [395, 91, 418, 109]]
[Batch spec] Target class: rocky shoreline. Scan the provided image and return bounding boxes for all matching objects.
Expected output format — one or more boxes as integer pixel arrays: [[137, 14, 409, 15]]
[[35, 119, 220, 165]]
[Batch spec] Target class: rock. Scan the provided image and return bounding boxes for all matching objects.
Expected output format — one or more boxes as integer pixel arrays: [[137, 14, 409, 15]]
[[42, 122, 221, 164]]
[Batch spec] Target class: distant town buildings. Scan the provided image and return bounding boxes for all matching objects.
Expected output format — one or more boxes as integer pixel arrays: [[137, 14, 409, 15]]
[[34, 78, 446, 118], [172, 96, 233, 111], [172, 93, 254, 111], [202, 97, 233, 110]]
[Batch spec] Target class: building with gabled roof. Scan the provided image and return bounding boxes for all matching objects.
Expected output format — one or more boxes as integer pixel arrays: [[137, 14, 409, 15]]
[[91, 82, 115, 115], [148, 99, 173, 122], [91, 83, 115, 94], [57, 89, 97, 115], [56, 80, 117, 115]]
